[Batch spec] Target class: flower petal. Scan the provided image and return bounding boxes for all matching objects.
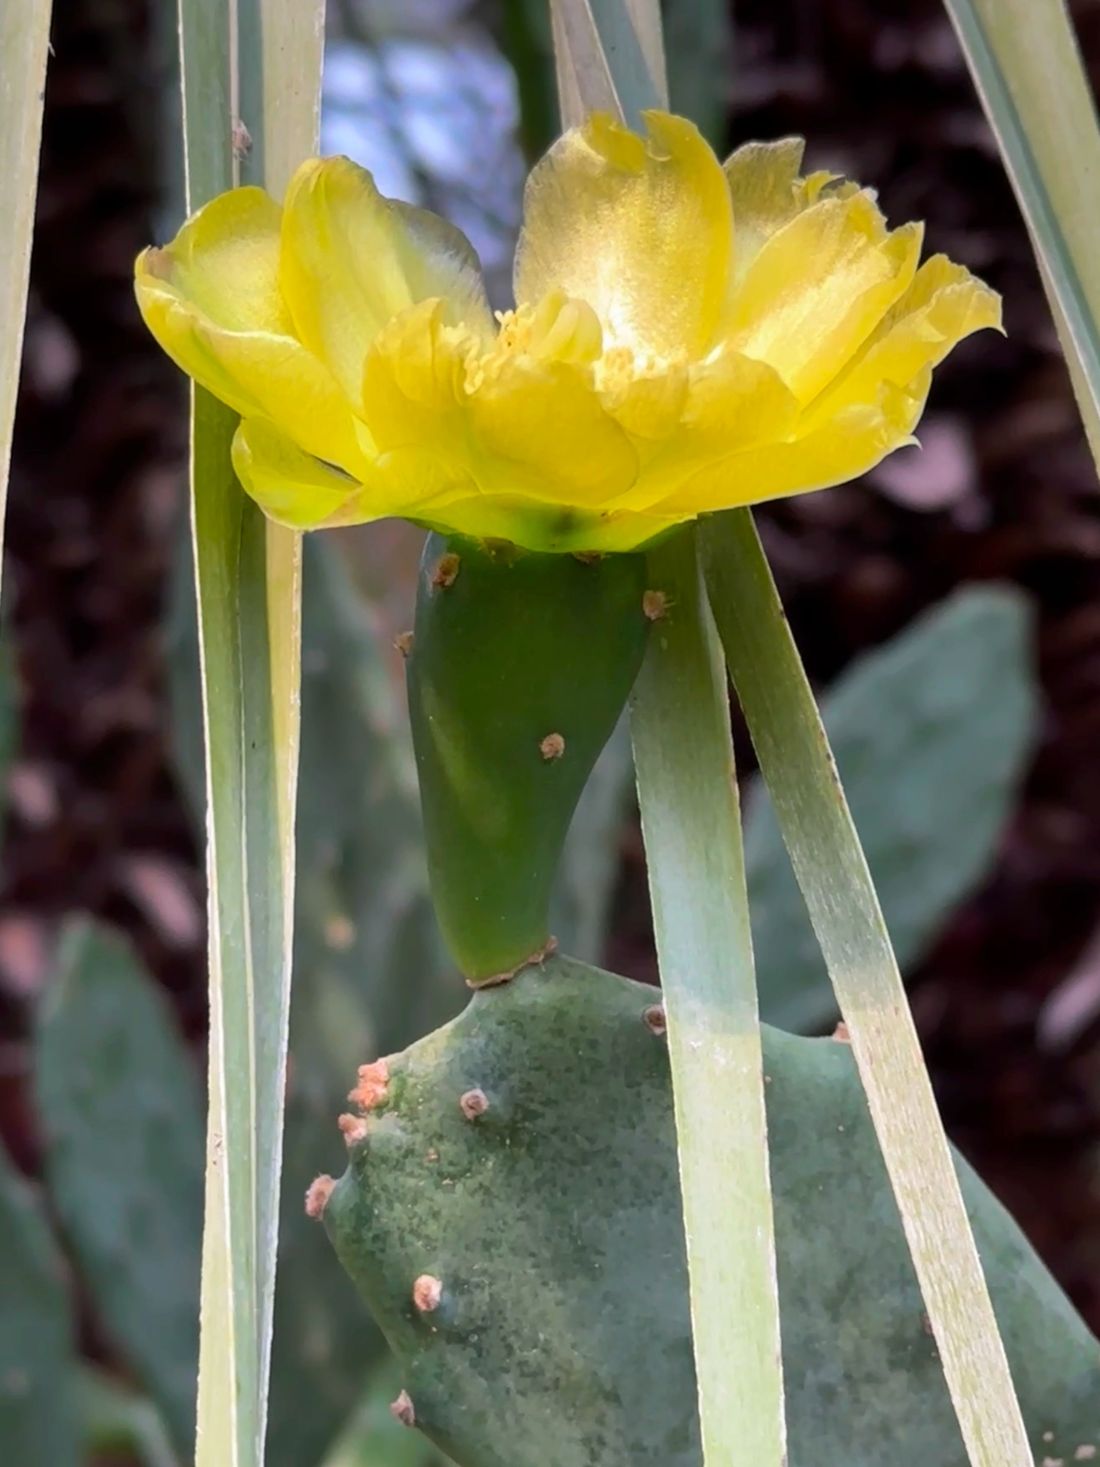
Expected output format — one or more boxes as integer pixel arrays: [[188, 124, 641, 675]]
[[361, 299, 472, 455], [234, 419, 492, 535], [362, 299, 637, 510], [657, 376, 930, 514], [232, 418, 362, 528], [139, 187, 291, 332], [602, 349, 799, 513], [680, 347, 800, 452], [598, 356, 690, 442], [136, 280, 371, 473], [723, 137, 806, 280], [465, 354, 637, 507], [802, 255, 1002, 428], [135, 187, 370, 474], [370, 450, 680, 552], [279, 156, 494, 403], [725, 191, 922, 402], [515, 110, 733, 359]]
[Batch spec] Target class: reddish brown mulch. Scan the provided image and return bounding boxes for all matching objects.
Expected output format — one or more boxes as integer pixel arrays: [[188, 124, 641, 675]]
[[4, 0, 1100, 1386]]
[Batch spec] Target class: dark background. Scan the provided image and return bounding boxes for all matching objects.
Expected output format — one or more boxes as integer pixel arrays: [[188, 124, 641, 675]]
[[4, 0, 1100, 1391]]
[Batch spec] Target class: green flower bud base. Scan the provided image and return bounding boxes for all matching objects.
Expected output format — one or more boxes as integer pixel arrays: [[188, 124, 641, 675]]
[[324, 955, 1100, 1467], [405, 535, 649, 982]]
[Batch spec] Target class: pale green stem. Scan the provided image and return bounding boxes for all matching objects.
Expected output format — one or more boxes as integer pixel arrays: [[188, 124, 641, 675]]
[[180, 2, 321, 1463], [630, 528, 786, 1467], [703, 508, 1032, 1467]]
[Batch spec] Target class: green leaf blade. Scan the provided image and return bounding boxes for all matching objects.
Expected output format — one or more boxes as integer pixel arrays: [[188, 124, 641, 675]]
[[943, 0, 1100, 468], [267, 538, 459, 1467], [0, 0, 52, 592], [630, 529, 786, 1467], [35, 921, 204, 1456], [0, 1140, 79, 1466], [177, 2, 324, 1463], [703, 507, 1033, 1467], [748, 587, 1037, 1033]]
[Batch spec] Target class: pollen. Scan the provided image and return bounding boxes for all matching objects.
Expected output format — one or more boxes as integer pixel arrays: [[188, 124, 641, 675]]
[[595, 346, 635, 403]]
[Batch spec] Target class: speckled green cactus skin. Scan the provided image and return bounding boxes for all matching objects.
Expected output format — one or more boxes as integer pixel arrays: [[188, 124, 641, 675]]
[[324, 955, 1100, 1467], [405, 535, 649, 982]]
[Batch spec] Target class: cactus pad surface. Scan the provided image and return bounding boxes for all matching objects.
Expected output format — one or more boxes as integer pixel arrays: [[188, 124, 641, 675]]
[[405, 536, 648, 982], [325, 955, 1100, 1467]]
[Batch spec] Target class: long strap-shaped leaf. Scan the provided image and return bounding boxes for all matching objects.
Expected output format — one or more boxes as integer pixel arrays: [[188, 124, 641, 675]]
[[631, 531, 786, 1467], [942, 0, 1100, 466], [0, 0, 53, 596], [549, 7, 788, 1464], [703, 509, 1031, 1467], [179, 2, 323, 1463]]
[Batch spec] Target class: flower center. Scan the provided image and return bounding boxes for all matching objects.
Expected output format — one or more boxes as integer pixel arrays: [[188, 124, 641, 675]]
[[462, 291, 603, 394]]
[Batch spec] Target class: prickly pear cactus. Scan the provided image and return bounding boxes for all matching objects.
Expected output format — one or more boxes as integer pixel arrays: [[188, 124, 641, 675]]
[[405, 534, 649, 982], [320, 955, 1100, 1467]]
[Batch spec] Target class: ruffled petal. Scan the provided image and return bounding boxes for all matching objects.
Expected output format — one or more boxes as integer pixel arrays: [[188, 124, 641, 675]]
[[136, 280, 371, 474], [135, 187, 370, 475], [279, 156, 493, 403], [603, 348, 799, 512], [370, 450, 681, 552], [515, 110, 733, 359], [139, 187, 291, 332], [657, 375, 930, 514], [464, 354, 637, 507], [680, 347, 800, 453], [362, 299, 637, 510], [597, 356, 691, 442], [234, 421, 483, 533], [723, 137, 805, 279], [232, 418, 363, 528], [361, 298, 473, 455], [801, 255, 1002, 428], [724, 191, 922, 402]]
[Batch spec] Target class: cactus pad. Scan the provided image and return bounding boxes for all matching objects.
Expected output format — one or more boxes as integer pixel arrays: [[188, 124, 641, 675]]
[[324, 955, 1100, 1467], [405, 536, 649, 982]]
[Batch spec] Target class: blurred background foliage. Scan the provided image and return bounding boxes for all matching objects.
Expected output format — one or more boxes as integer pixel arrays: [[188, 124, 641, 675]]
[[3, 0, 1100, 1461]]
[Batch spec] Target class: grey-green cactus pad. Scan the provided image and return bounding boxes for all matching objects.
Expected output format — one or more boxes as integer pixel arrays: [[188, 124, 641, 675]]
[[324, 956, 1100, 1467]]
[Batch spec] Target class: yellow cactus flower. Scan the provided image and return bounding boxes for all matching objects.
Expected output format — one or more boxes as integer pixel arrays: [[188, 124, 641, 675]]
[[135, 111, 1000, 554]]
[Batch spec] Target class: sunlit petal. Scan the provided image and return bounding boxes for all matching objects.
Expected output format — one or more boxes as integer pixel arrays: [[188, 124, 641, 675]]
[[134, 186, 371, 474], [280, 156, 493, 403], [660, 375, 931, 514], [138, 187, 291, 332], [232, 418, 362, 528], [725, 192, 922, 401], [723, 137, 805, 279], [802, 255, 1002, 428], [516, 110, 733, 358], [465, 354, 637, 507], [136, 278, 371, 474]]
